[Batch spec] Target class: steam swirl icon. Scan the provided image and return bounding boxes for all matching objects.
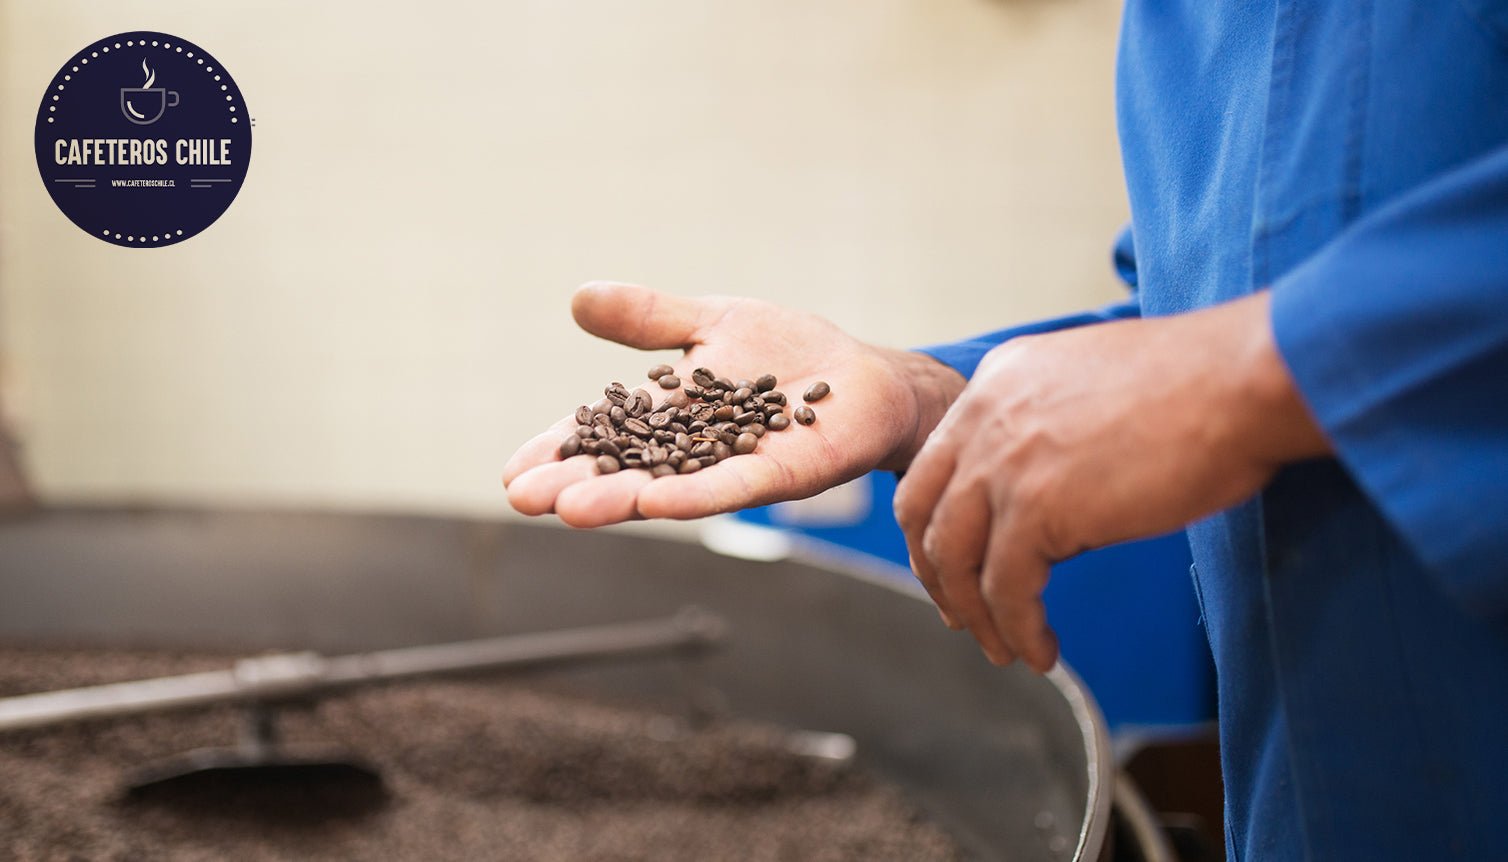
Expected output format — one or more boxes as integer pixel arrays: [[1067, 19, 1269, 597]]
[[120, 59, 179, 125]]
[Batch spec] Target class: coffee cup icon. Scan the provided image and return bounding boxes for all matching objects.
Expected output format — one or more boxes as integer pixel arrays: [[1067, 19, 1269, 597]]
[[121, 87, 179, 125]]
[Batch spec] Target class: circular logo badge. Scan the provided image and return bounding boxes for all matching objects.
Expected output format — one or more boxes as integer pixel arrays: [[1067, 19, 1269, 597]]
[[34, 32, 252, 248]]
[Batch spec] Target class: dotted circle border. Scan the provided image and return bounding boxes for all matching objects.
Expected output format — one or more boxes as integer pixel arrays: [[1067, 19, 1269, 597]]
[[40, 33, 248, 247]]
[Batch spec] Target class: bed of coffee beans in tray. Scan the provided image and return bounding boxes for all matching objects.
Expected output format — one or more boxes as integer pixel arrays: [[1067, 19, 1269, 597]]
[[0, 644, 960, 862], [560, 366, 831, 476]]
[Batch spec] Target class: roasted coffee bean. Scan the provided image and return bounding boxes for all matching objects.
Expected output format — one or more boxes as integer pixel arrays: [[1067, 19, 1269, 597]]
[[802, 381, 831, 403], [560, 435, 583, 458], [596, 455, 621, 474], [651, 464, 677, 479], [629, 389, 654, 416], [570, 368, 814, 473]]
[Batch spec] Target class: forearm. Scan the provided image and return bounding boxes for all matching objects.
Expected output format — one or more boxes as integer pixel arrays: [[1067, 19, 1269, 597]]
[[881, 291, 1325, 477], [1207, 291, 1331, 469], [916, 298, 1143, 381]]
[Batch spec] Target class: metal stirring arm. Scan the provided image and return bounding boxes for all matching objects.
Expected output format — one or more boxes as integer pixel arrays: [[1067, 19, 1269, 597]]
[[0, 606, 727, 734]]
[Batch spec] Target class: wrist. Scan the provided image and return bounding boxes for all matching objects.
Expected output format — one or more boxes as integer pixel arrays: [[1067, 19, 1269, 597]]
[[1223, 291, 1332, 466], [876, 348, 967, 472]]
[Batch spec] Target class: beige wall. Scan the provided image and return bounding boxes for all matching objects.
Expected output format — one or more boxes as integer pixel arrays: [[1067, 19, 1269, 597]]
[[0, 0, 1128, 517]]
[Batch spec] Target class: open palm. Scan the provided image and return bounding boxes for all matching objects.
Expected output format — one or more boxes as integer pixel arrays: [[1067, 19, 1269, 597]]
[[503, 282, 951, 526]]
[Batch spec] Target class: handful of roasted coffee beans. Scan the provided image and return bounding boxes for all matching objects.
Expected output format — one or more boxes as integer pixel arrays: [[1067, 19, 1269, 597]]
[[559, 366, 830, 476]]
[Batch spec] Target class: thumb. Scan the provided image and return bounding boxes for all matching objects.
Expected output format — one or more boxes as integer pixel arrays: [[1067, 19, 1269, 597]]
[[571, 281, 725, 350]]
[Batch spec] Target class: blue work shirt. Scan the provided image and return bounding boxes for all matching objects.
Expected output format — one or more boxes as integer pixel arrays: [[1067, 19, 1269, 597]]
[[922, 2, 1508, 859]]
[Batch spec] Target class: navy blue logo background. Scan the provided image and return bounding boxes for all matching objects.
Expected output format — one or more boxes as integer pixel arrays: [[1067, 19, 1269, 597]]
[[34, 32, 252, 248]]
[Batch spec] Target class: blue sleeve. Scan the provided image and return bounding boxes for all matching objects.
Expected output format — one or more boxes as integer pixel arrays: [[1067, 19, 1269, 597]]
[[1271, 143, 1508, 615], [917, 226, 1144, 379]]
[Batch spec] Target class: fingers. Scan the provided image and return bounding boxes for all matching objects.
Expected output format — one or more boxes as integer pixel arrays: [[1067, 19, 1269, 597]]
[[510, 459, 657, 526], [635, 452, 815, 520], [893, 432, 961, 629], [505, 456, 599, 516], [572, 282, 728, 351], [895, 413, 1056, 672], [921, 478, 1013, 665], [502, 416, 578, 487], [554, 468, 656, 527], [980, 520, 1060, 672], [911, 554, 963, 631]]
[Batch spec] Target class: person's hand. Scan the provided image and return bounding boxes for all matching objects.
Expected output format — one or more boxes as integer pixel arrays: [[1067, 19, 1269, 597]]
[[893, 291, 1330, 672], [504, 282, 965, 526]]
